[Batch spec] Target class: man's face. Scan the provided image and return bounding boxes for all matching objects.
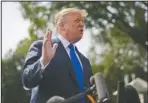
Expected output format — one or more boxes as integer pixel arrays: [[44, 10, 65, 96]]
[[63, 12, 84, 43]]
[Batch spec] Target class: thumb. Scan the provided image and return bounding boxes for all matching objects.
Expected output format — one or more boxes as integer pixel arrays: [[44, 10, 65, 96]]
[[52, 43, 58, 53]]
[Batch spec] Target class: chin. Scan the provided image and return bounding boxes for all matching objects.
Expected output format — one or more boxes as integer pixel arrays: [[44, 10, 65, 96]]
[[72, 33, 83, 43], [80, 32, 83, 38], [80, 33, 83, 38], [75, 35, 83, 43]]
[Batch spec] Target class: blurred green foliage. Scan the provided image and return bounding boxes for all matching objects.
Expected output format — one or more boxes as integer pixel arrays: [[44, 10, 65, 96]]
[[2, 1, 147, 103]]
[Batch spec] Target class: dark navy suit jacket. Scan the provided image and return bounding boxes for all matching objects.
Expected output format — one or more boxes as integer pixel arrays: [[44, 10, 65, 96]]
[[22, 37, 93, 103]]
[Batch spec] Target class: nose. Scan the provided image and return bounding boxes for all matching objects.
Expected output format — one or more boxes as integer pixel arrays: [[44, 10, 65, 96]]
[[80, 20, 84, 27]]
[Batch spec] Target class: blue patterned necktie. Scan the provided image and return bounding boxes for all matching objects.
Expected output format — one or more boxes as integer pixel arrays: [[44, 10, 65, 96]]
[[69, 44, 84, 103]]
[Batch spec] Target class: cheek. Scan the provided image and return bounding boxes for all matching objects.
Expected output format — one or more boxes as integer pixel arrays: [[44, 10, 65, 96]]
[[67, 24, 73, 30], [71, 24, 79, 32], [65, 25, 71, 32], [71, 23, 77, 27]]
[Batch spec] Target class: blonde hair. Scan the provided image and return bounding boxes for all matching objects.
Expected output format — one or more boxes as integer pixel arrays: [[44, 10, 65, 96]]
[[55, 8, 88, 27]]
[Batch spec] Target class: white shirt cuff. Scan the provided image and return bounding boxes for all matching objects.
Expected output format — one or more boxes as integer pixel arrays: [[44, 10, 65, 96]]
[[40, 57, 49, 71]]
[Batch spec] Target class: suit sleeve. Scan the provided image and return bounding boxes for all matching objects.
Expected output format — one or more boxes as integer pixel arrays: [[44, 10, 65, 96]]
[[22, 40, 44, 89]]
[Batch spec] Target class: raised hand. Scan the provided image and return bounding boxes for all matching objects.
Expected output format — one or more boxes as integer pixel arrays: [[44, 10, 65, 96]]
[[41, 29, 58, 66]]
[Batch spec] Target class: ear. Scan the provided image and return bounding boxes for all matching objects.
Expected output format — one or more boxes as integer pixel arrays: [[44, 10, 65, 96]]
[[59, 23, 66, 31]]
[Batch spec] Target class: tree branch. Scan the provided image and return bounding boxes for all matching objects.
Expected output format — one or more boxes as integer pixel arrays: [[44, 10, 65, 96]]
[[105, 6, 147, 51], [141, 1, 148, 7]]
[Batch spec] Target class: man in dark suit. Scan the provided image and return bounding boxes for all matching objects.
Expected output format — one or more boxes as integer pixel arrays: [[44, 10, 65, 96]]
[[22, 8, 93, 103]]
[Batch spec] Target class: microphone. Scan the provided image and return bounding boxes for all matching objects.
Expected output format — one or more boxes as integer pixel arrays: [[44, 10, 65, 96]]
[[124, 85, 141, 103], [93, 73, 110, 103], [62, 88, 92, 103], [62, 73, 110, 103], [46, 96, 65, 103], [90, 76, 97, 98], [46, 73, 110, 103], [90, 76, 95, 85], [117, 81, 125, 103]]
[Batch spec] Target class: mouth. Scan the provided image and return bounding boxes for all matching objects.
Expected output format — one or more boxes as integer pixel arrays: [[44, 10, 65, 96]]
[[80, 29, 83, 33]]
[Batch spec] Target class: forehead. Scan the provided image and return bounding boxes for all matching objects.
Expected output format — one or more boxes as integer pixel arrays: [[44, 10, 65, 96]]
[[65, 12, 82, 20]]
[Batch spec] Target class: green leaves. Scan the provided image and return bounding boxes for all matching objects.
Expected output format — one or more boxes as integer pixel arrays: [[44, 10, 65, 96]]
[[2, 2, 147, 103], [2, 55, 29, 103]]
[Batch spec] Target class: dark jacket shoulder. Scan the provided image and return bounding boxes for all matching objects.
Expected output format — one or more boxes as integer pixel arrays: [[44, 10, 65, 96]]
[[30, 37, 60, 48]]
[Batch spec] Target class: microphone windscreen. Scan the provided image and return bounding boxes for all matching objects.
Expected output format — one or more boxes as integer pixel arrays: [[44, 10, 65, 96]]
[[124, 85, 141, 103], [94, 73, 109, 102], [46, 96, 65, 103], [90, 76, 95, 85]]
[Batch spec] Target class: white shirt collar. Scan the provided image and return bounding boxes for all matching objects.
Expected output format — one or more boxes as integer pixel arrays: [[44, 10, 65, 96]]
[[57, 34, 70, 49]]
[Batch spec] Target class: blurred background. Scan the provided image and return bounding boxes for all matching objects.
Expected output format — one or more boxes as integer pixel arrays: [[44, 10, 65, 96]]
[[1, 1, 148, 103]]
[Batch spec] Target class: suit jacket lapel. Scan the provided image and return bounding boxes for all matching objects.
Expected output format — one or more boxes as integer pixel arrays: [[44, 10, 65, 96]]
[[53, 37, 79, 88]]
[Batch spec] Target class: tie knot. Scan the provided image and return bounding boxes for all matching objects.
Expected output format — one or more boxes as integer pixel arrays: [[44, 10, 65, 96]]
[[69, 43, 75, 50]]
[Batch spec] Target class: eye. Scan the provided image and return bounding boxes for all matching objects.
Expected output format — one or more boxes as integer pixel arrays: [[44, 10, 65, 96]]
[[75, 19, 80, 23], [74, 18, 84, 23]]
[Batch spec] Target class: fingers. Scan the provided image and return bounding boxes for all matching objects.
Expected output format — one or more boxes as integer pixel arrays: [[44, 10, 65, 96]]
[[53, 43, 58, 53], [42, 38, 48, 48], [48, 29, 52, 41], [45, 28, 52, 41], [43, 29, 52, 46], [43, 28, 58, 52]]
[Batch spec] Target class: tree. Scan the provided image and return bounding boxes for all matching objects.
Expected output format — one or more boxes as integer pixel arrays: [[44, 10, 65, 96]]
[[2, 24, 37, 103], [2, 1, 147, 103], [19, 1, 148, 50], [2, 54, 30, 103], [19, 0, 147, 93]]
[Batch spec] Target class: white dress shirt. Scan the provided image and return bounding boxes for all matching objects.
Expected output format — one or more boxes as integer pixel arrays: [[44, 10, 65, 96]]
[[40, 34, 83, 70], [57, 34, 83, 69]]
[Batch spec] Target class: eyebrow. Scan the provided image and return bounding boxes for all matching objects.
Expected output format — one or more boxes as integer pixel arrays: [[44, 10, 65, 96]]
[[74, 18, 84, 21]]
